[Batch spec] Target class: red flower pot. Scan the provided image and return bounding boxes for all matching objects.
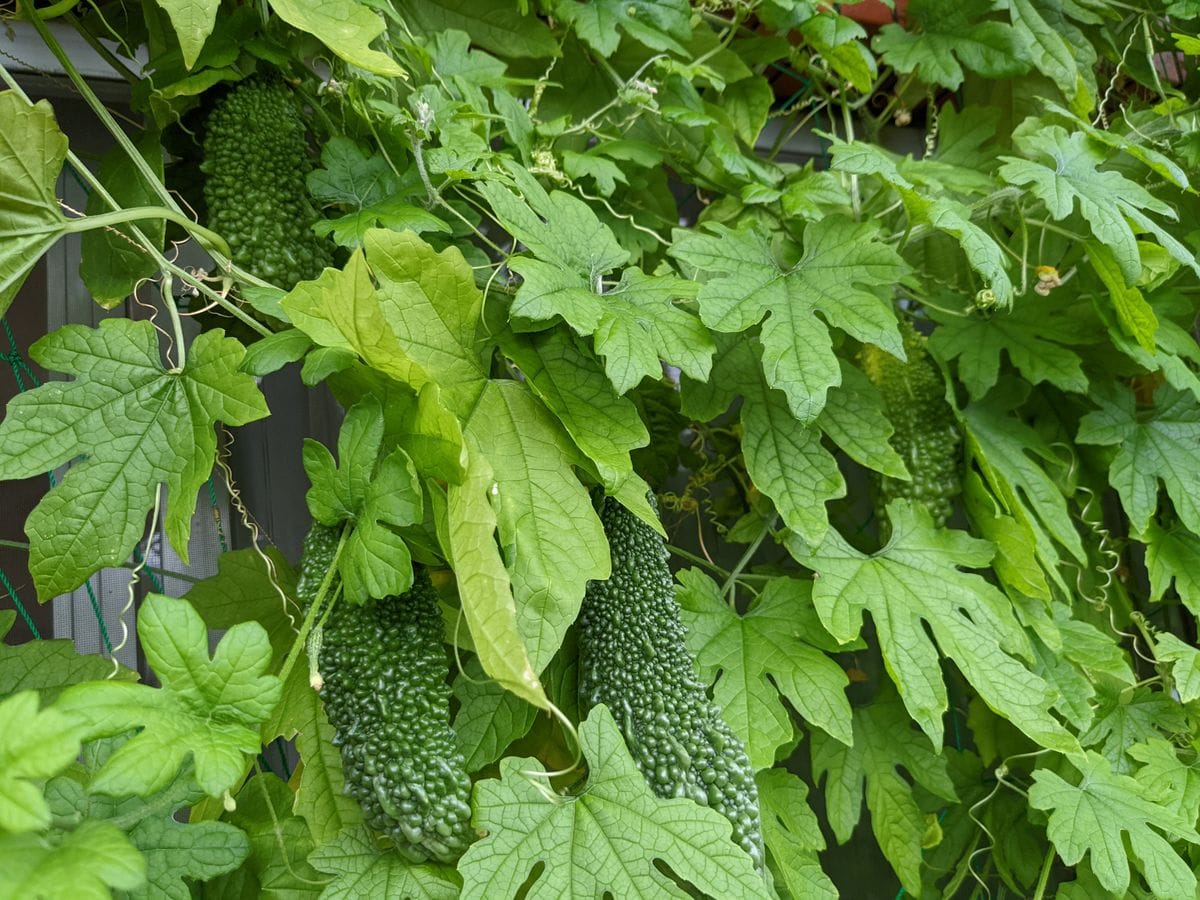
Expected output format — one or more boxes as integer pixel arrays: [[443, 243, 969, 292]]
[[838, 0, 909, 26]]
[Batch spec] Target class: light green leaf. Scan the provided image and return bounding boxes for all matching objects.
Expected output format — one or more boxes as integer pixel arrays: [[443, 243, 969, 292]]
[[267, 0, 406, 76], [550, 0, 691, 55], [315, 198, 450, 247], [55, 594, 281, 798], [182, 547, 296, 666], [818, 362, 910, 480], [239, 329, 313, 377], [800, 12, 875, 94], [929, 297, 1089, 398], [683, 337, 903, 543], [309, 826, 460, 899], [874, 0, 1028, 89], [215, 773, 326, 897], [1155, 633, 1200, 704], [677, 570, 852, 770], [365, 229, 491, 411], [0, 611, 137, 702], [999, 126, 1185, 284], [478, 171, 628, 281], [1142, 519, 1200, 616], [502, 328, 650, 490], [961, 469, 1051, 602], [508, 262, 714, 395], [457, 704, 770, 899], [80, 131, 165, 308], [1087, 241, 1158, 353], [0, 820, 145, 899], [1040, 102, 1190, 190], [281, 251, 426, 390], [453, 659, 538, 772], [0, 320, 268, 599], [1079, 684, 1187, 774], [756, 769, 836, 900], [671, 217, 906, 423], [395, 382, 468, 485], [828, 139, 1013, 307], [0, 691, 81, 833], [444, 438, 547, 710], [1030, 751, 1199, 899], [464, 380, 609, 671], [0, 92, 68, 316], [264, 664, 362, 846], [1130, 739, 1200, 825], [303, 398, 423, 603], [153, 0, 219, 68], [1077, 383, 1200, 535], [811, 686, 955, 896], [1008, 0, 1078, 95], [46, 759, 248, 900], [963, 390, 1087, 592], [788, 501, 1078, 753], [393, 0, 559, 58]]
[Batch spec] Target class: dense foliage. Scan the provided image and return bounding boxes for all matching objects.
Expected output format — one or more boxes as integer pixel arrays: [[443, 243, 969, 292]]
[[1, 0, 1200, 897]]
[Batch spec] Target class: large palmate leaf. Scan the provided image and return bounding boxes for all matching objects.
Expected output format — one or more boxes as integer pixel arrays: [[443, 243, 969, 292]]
[[811, 686, 956, 896], [457, 705, 770, 899], [1030, 752, 1200, 899], [47, 757, 248, 900], [549, 0, 691, 55], [682, 335, 905, 545], [502, 328, 650, 492], [788, 501, 1078, 753], [264, 664, 362, 847], [0, 92, 68, 316], [55, 595, 281, 798], [828, 139, 1013, 306], [0, 820, 145, 899], [929, 297, 1089, 398], [0, 320, 268, 598], [1077, 383, 1200, 536], [266, 0, 406, 76], [0, 611, 137, 702], [962, 389, 1087, 593], [676, 569, 852, 769], [671, 216, 906, 423], [0, 691, 81, 833], [874, 0, 1029, 89], [999, 126, 1200, 284], [481, 173, 713, 394], [756, 769, 837, 900], [309, 827, 460, 899], [303, 397, 423, 603]]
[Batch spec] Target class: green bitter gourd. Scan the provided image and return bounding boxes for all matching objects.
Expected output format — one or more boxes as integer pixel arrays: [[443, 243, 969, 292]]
[[860, 319, 962, 531], [295, 523, 473, 863], [202, 78, 331, 290], [577, 497, 765, 870]]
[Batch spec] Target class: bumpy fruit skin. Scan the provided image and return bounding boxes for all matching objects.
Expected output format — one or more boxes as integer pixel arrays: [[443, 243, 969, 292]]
[[860, 319, 962, 530], [578, 498, 765, 871], [296, 522, 340, 610], [295, 524, 473, 863], [202, 79, 331, 290]]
